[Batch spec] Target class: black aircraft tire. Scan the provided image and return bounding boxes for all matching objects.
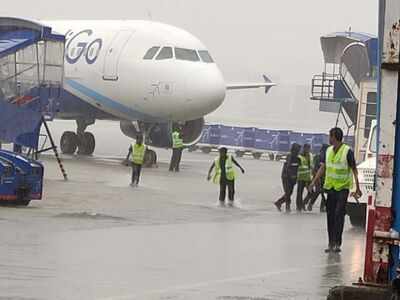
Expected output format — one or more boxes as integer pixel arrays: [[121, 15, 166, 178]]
[[60, 131, 78, 154], [77, 132, 95, 155]]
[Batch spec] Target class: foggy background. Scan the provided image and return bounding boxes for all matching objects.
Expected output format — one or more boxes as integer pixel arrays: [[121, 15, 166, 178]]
[[1, 0, 378, 132]]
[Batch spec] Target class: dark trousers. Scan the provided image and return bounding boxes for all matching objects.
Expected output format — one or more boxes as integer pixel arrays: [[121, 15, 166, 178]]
[[219, 178, 235, 202], [304, 179, 327, 211], [131, 163, 142, 184], [326, 189, 349, 247], [169, 148, 183, 171], [296, 180, 311, 211], [276, 178, 296, 209]]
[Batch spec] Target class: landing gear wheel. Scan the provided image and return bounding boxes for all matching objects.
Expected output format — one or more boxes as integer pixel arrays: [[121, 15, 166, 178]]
[[77, 132, 95, 155], [143, 149, 157, 167], [60, 131, 78, 154]]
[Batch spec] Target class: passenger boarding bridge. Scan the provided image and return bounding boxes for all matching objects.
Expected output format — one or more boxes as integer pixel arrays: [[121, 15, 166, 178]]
[[311, 31, 378, 161]]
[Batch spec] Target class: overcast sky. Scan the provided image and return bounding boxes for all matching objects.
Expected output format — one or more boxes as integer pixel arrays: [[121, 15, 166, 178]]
[[0, 1, 379, 131]]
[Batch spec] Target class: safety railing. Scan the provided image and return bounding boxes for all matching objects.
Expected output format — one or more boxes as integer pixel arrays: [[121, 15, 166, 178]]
[[311, 73, 341, 101]]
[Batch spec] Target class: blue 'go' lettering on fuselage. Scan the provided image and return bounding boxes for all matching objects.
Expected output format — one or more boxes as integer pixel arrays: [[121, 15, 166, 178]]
[[65, 29, 103, 65]]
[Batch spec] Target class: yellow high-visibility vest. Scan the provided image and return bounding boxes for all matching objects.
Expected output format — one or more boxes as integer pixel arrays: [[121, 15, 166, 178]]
[[172, 131, 183, 149], [213, 155, 235, 184], [297, 154, 313, 182], [324, 144, 353, 191], [131, 143, 146, 165]]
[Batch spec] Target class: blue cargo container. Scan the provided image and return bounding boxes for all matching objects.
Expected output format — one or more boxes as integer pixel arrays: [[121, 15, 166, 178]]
[[242, 127, 256, 149], [277, 130, 291, 153], [254, 129, 274, 150], [220, 126, 237, 147], [196, 124, 353, 160]]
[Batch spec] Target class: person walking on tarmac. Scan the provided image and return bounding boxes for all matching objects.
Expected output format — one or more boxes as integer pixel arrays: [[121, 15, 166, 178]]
[[207, 147, 245, 207], [309, 128, 362, 253], [274, 143, 301, 213], [296, 144, 313, 212], [169, 126, 184, 172], [304, 144, 329, 212], [126, 134, 146, 187]]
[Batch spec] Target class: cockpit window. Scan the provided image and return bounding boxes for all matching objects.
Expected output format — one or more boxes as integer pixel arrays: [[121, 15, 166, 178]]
[[175, 48, 200, 62], [156, 47, 173, 60], [143, 47, 160, 60], [198, 50, 214, 63]]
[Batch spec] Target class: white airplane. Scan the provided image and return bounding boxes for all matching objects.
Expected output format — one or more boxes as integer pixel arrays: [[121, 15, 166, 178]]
[[45, 20, 275, 163]]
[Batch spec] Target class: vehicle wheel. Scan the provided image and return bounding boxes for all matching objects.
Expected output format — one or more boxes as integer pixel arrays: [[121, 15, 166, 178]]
[[77, 132, 95, 155], [60, 131, 78, 154], [16, 199, 31, 206], [15, 187, 30, 206], [268, 153, 275, 161], [236, 151, 244, 158], [253, 152, 262, 160], [201, 147, 211, 154]]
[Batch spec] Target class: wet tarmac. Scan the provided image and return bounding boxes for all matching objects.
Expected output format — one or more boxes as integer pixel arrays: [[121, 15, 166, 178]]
[[0, 121, 365, 300]]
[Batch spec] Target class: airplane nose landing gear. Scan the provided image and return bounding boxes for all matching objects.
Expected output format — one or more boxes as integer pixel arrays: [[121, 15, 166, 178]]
[[60, 119, 96, 156]]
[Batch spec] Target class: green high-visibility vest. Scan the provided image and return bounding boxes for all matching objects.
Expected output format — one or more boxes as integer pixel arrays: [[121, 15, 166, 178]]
[[297, 154, 313, 182], [324, 144, 353, 191], [172, 131, 183, 149], [213, 155, 235, 184], [131, 143, 146, 165]]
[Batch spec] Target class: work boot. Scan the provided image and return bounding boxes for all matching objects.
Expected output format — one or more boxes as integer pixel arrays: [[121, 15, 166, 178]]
[[218, 201, 225, 207], [274, 201, 282, 212], [228, 201, 234, 207], [324, 245, 334, 253], [285, 204, 291, 213], [307, 204, 313, 212]]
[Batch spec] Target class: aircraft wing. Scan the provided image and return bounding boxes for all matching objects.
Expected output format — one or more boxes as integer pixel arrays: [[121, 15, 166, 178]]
[[226, 75, 276, 93]]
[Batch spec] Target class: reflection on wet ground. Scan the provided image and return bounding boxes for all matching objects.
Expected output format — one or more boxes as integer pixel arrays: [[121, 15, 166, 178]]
[[0, 122, 365, 299]]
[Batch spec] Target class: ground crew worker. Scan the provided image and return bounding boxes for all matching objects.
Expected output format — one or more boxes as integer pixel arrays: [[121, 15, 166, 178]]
[[126, 134, 146, 187], [296, 144, 313, 212], [207, 147, 245, 207], [169, 126, 184, 172], [309, 127, 362, 253], [274, 143, 301, 213], [304, 144, 329, 212]]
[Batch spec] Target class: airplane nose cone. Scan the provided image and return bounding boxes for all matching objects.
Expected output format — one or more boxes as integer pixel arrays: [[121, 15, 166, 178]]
[[184, 68, 226, 119]]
